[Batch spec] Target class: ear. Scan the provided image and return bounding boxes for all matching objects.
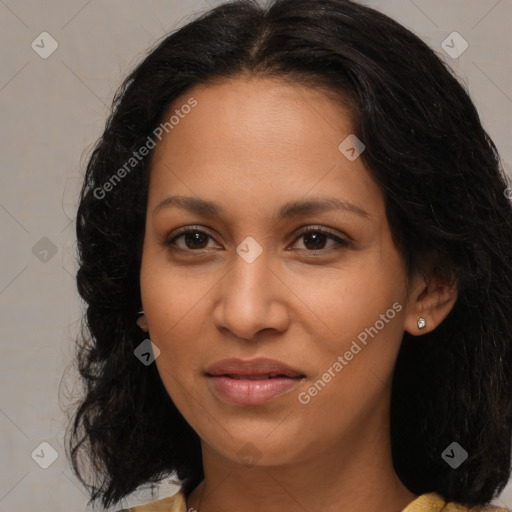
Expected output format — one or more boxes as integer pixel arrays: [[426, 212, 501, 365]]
[[404, 270, 458, 336], [137, 313, 149, 332]]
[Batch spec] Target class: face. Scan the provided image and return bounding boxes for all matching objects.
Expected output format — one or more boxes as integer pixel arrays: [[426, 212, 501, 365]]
[[139, 76, 413, 467]]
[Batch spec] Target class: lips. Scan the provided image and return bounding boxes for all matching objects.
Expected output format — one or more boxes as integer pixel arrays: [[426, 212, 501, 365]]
[[205, 358, 305, 405], [205, 357, 305, 379], [225, 373, 293, 380]]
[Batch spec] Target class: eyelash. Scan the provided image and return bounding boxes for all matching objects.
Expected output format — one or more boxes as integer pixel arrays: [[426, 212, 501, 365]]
[[160, 225, 351, 256]]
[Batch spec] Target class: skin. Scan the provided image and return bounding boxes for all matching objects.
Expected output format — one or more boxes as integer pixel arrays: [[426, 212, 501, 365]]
[[137, 76, 458, 512]]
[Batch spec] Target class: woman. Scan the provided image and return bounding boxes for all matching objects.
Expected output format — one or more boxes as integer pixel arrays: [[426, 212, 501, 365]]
[[66, 0, 512, 511]]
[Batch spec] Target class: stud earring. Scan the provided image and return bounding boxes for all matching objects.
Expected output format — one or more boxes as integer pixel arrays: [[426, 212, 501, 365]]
[[417, 316, 426, 330]]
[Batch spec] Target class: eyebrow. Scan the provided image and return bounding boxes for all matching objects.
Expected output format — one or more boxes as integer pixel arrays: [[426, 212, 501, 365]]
[[152, 195, 371, 220]]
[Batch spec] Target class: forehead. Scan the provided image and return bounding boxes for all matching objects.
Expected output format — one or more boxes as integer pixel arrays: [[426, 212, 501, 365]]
[[154, 76, 353, 157], [147, 76, 382, 219]]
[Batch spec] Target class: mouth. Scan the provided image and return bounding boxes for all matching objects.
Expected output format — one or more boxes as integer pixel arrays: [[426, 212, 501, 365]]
[[205, 357, 305, 379], [204, 359, 306, 405], [219, 373, 304, 380]]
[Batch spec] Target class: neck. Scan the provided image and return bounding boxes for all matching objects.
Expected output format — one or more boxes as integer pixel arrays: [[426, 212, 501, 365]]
[[185, 397, 417, 512]]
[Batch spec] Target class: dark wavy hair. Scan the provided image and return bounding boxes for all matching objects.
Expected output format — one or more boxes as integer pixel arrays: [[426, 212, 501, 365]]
[[66, 0, 512, 509]]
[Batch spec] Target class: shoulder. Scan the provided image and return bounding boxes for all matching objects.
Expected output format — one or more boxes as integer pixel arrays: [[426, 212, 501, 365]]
[[117, 489, 187, 512], [403, 492, 510, 512], [117, 490, 510, 512]]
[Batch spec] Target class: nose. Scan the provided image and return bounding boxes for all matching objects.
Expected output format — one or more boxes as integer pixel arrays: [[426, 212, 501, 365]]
[[212, 247, 290, 341]]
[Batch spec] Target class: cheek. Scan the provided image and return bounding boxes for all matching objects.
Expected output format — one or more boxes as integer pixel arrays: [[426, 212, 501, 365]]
[[290, 252, 407, 416], [139, 258, 206, 389], [140, 251, 212, 340], [292, 257, 406, 351]]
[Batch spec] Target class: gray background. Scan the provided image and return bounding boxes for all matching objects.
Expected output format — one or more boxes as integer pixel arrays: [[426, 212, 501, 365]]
[[0, 0, 511, 510]]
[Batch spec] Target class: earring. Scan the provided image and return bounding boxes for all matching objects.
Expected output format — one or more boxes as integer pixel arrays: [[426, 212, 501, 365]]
[[417, 317, 426, 330], [138, 310, 144, 315]]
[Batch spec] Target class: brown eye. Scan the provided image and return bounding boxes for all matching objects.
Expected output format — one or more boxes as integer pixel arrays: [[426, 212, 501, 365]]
[[181, 231, 210, 250], [291, 228, 350, 253], [161, 226, 350, 255], [302, 232, 329, 250], [162, 228, 217, 251]]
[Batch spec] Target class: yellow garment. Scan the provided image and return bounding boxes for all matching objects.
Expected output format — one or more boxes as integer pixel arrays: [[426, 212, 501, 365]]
[[120, 489, 509, 512]]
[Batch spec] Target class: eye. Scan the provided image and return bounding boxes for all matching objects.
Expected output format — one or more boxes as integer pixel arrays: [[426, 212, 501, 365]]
[[160, 226, 350, 255], [161, 227, 218, 252], [290, 227, 350, 253]]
